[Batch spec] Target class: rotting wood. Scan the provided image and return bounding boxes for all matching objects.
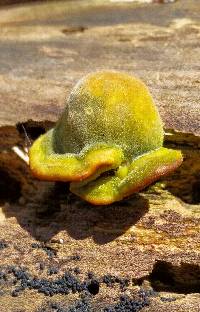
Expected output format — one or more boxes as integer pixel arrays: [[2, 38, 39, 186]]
[[0, 0, 199, 311], [0, 123, 199, 311]]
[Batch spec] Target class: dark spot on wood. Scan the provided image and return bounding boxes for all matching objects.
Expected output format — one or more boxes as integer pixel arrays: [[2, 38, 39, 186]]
[[62, 26, 87, 35], [0, 168, 21, 203], [87, 279, 99, 295], [149, 261, 200, 294]]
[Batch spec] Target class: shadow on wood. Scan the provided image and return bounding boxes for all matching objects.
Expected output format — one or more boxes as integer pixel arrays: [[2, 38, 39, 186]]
[[2, 181, 149, 244]]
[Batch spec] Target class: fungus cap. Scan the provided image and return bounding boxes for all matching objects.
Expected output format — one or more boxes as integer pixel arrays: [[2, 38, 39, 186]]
[[53, 71, 164, 159]]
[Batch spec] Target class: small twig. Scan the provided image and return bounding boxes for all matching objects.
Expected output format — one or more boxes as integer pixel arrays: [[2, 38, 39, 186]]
[[21, 124, 32, 147], [12, 146, 29, 164]]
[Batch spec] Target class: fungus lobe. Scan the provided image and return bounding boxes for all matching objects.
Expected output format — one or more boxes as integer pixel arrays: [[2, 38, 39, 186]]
[[29, 71, 183, 205]]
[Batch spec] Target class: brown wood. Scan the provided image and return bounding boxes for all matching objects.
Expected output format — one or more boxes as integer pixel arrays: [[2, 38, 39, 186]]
[[0, 1, 199, 311]]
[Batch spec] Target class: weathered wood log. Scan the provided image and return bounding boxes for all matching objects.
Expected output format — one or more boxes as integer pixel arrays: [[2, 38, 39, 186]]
[[0, 1, 199, 311]]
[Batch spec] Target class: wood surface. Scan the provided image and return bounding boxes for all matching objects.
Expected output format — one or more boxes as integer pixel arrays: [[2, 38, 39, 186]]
[[0, 1, 199, 311]]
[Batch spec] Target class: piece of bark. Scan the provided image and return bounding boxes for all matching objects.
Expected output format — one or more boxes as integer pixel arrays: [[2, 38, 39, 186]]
[[0, 1, 199, 311]]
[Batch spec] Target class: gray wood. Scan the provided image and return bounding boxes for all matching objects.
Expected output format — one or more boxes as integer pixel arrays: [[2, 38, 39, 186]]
[[0, 1, 199, 311]]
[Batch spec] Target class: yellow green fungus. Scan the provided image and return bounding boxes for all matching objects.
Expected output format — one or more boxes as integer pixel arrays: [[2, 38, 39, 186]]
[[29, 71, 183, 205]]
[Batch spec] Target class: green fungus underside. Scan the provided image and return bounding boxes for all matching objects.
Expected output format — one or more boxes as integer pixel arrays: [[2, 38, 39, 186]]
[[29, 71, 183, 205]]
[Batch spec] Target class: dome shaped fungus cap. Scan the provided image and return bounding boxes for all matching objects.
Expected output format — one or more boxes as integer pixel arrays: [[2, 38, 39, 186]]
[[53, 71, 164, 159], [29, 71, 183, 205]]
